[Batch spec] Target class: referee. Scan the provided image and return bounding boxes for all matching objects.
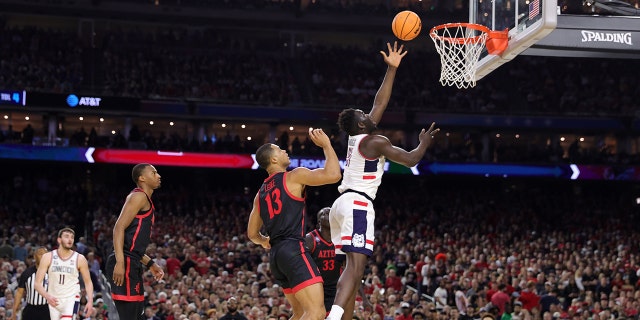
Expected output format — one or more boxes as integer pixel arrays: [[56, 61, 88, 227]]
[[11, 247, 50, 320]]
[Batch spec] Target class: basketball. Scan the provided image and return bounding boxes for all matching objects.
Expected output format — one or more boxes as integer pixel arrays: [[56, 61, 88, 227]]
[[392, 10, 422, 41]]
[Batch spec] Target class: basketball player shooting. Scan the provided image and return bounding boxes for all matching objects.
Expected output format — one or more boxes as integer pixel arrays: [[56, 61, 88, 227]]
[[326, 42, 439, 320]]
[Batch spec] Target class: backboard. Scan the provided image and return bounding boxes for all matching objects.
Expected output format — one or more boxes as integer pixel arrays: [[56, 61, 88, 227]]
[[470, 0, 558, 80]]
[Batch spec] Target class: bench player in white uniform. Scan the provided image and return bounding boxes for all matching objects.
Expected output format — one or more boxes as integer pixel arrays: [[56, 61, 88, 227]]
[[35, 228, 94, 319], [326, 42, 440, 320]]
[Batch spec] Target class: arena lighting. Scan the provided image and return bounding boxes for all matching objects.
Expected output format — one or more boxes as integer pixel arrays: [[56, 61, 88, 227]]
[[0, 145, 638, 180]]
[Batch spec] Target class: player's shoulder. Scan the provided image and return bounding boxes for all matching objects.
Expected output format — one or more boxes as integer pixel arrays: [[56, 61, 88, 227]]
[[369, 134, 391, 142], [126, 189, 150, 203], [128, 189, 148, 198], [361, 134, 391, 147]]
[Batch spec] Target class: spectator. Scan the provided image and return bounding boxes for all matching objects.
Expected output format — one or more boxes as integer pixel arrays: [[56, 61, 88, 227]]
[[12, 238, 27, 262], [385, 268, 403, 293], [219, 297, 248, 320], [395, 302, 413, 320], [0, 239, 12, 260]]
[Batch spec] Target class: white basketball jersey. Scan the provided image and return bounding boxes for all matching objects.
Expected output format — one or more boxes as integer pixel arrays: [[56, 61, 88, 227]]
[[338, 134, 385, 200], [48, 250, 80, 298]]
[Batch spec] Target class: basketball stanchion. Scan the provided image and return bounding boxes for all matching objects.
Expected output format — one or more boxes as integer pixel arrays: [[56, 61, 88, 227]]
[[429, 23, 508, 89]]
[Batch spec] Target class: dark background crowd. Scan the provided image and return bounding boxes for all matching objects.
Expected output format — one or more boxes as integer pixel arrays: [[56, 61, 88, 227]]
[[2, 1, 639, 165], [1, 22, 638, 116], [1, 162, 640, 320]]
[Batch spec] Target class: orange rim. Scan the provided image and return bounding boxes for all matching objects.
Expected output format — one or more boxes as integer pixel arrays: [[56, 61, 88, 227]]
[[429, 22, 491, 45]]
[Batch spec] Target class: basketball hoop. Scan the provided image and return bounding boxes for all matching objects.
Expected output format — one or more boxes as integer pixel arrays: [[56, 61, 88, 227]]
[[429, 23, 508, 89]]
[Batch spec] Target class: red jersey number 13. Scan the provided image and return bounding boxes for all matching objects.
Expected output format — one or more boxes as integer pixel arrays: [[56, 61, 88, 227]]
[[265, 188, 282, 219]]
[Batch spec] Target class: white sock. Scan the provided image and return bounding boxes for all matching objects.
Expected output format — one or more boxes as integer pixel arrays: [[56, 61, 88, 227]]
[[326, 305, 344, 320]]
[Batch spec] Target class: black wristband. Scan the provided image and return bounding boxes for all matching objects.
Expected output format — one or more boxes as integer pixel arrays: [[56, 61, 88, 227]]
[[146, 259, 154, 268]]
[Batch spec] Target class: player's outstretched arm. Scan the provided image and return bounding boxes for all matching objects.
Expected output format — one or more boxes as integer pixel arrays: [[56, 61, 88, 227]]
[[369, 41, 408, 125], [369, 122, 439, 167]]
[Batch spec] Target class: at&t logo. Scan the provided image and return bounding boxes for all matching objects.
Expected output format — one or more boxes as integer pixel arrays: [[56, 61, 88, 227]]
[[66, 94, 102, 107]]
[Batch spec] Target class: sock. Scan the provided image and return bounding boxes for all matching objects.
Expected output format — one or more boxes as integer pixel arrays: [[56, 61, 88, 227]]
[[326, 305, 344, 320]]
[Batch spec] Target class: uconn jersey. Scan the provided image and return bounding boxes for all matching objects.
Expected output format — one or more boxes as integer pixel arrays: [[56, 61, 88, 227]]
[[339, 134, 385, 200], [49, 250, 80, 298]]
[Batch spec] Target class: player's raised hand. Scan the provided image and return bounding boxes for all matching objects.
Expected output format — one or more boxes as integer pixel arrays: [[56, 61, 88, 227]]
[[308, 128, 331, 149], [418, 122, 440, 145], [380, 41, 408, 68]]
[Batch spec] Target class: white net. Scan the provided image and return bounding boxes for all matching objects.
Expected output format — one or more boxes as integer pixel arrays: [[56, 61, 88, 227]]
[[430, 23, 489, 89]]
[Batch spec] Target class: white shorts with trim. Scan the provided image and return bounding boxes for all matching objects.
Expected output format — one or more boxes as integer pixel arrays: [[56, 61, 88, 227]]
[[329, 191, 375, 256], [48, 295, 80, 320]]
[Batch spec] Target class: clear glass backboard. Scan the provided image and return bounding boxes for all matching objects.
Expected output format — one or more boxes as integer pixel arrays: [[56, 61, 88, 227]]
[[470, 0, 558, 80]]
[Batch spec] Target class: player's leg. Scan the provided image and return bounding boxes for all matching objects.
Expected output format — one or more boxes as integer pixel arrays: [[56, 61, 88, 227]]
[[327, 194, 374, 320], [324, 292, 335, 317], [334, 252, 368, 320], [23, 305, 51, 320], [286, 292, 305, 320], [289, 282, 326, 320], [55, 296, 80, 320], [48, 304, 61, 320], [114, 300, 145, 320], [275, 239, 325, 320], [137, 301, 146, 320]]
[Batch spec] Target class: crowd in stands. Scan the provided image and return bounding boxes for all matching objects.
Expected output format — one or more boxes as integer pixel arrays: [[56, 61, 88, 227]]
[[106, 0, 464, 17], [1, 163, 640, 319], [1, 16, 639, 116]]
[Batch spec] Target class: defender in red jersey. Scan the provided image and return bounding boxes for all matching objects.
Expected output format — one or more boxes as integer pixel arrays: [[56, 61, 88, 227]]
[[248, 128, 341, 320], [305, 207, 343, 314], [106, 163, 164, 320]]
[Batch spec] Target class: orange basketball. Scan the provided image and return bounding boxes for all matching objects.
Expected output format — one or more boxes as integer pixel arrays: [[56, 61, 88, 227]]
[[392, 10, 422, 41]]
